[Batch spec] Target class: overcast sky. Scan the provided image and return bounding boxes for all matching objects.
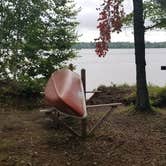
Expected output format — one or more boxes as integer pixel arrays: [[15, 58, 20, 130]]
[[75, 0, 166, 42]]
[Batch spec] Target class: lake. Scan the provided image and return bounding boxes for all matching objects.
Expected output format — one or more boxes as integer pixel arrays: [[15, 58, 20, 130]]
[[70, 48, 166, 92]]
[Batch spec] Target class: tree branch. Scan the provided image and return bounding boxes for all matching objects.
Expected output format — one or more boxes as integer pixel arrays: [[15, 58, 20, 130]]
[[144, 21, 163, 31]]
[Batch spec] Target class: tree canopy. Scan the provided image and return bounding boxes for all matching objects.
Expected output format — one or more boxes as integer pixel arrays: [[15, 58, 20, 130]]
[[0, 0, 78, 84], [156, 0, 166, 9]]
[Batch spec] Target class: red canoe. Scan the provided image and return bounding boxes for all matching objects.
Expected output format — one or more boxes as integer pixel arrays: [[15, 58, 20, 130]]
[[44, 69, 87, 118]]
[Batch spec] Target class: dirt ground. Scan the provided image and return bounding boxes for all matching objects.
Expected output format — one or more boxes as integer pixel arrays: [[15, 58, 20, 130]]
[[0, 106, 166, 166]]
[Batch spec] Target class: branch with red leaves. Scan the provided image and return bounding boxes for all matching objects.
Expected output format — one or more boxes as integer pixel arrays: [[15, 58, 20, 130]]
[[95, 0, 124, 57]]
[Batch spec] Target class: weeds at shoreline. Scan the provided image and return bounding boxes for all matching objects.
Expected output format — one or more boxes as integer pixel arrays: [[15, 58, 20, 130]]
[[1, 81, 166, 110]]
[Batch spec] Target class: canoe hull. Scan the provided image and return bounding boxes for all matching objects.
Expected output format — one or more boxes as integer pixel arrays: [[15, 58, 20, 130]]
[[44, 69, 87, 118]]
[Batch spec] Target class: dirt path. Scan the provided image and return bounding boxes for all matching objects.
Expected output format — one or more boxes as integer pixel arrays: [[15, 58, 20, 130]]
[[0, 107, 166, 166]]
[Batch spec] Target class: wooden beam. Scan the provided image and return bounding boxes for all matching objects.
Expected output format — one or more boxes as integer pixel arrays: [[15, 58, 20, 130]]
[[40, 107, 56, 113], [86, 90, 102, 93], [88, 107, 115, 135], [86, 103, 122, 108], [40, 92, 45, 95]]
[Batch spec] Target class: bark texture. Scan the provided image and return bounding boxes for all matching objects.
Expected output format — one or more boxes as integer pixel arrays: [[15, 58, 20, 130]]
[[133, 0, 151, 111]]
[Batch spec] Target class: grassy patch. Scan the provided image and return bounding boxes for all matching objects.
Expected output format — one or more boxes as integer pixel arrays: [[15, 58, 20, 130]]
[[148, 85, 166, 107]]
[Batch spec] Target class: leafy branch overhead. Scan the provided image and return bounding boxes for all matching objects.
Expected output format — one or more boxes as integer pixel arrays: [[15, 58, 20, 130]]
[[155, 0, 166, 9], [123, 0, 166, 31], [95, 0, 124, 57]]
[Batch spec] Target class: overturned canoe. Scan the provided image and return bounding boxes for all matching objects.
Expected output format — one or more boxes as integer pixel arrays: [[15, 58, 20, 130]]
[[44, 69, 87, 118]]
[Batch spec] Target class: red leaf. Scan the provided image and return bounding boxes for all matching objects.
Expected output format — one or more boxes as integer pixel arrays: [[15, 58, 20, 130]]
[[95, 0, 124, 57]]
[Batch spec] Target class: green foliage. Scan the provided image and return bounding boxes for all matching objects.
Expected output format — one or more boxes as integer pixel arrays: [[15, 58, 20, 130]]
[[125, 84, 166, 107], [0, 79, 44, 110], [0, 0, 78, 83], [0, 79, 44, 98], [144, 0, 166, 30], [123, 0, 166, 30], [155, 0, 166, 9], [148, 85, 166, 107]]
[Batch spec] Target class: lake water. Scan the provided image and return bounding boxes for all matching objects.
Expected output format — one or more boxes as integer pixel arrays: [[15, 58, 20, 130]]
[[70, 48, 166, 92]]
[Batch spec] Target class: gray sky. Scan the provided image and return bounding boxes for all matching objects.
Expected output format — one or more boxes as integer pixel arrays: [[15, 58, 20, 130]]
[[75, 0, 166, 42]]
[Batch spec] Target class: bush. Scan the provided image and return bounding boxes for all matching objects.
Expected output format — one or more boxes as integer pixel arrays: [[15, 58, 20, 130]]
[[0, 79, 45, 110], [0, 78, 44, 98], [150, 86, 166, 107], [125, 85, 166, 107]]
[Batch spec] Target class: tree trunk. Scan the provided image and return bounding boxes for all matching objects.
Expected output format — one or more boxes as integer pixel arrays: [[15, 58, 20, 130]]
[[133, 0, 151, 111]]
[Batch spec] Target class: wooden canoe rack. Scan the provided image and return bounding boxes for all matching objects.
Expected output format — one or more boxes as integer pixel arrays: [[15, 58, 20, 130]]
[[40, 69, 122, 138]]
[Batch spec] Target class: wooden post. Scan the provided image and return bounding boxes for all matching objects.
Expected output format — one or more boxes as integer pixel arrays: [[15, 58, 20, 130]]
[[81, 69, 86, 95], [161, 66, 166, 70], [81, 69, 87, 138]]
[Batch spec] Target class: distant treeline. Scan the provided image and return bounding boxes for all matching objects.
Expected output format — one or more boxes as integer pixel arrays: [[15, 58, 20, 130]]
[[73, 42, 166, 49]]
